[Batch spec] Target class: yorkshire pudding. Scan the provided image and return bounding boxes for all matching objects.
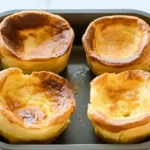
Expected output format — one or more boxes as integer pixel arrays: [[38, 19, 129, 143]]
[[0, 11, 74, 74], [0, 68, 75, 143], [82, 15, 150, 75], [88, 70, 150, 143]]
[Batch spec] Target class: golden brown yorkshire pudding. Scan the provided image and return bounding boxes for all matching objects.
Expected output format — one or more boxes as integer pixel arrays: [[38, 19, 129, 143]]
[[0, 68, 75, 143], [0, 11, 74, 74], [82, 15, 150, 75], [88, 70, 150, 143]]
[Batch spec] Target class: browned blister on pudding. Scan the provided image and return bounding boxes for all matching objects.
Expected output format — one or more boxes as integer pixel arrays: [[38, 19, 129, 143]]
[[0, 68, 75, 143], [82, 15, 150, 75], [0, 11, 74, 74]]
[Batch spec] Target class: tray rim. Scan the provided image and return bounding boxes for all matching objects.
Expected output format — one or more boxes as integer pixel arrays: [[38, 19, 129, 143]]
[[0, 9, 150, 150], [0, 8, 150, 16]]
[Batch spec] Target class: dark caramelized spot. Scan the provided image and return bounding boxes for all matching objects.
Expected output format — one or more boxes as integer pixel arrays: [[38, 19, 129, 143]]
[[125, 70, 150, 80], [1, 13, 50, 51], [35, 72, 65, 93], [42, 80, 62, 91], [126, 70, 135, 79], [17, 107, 46, 124], [123, 113, 130, 117], [106, 86, 126, 99], [106, 84, 139, 103]]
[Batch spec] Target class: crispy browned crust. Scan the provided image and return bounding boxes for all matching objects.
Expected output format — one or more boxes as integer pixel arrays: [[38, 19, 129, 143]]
[[0, 11, 74, 61], [89, 70, 150, 131], [94, 123, 149, 144], [89, 110, 150, 132], [82, 15, 150, 74], [0, 68, 75, 143], [88, 70, 150, 143]]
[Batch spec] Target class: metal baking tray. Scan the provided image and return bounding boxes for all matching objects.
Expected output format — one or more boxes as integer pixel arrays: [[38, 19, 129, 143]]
[[0, 9, 150, 150]]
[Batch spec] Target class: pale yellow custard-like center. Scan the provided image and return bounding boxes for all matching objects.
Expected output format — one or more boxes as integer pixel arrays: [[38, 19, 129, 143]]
[[91, 73, 150, 119], [17, 27, 69, 59], [1, 73, 60, 125], [94, 24, 142, 60]]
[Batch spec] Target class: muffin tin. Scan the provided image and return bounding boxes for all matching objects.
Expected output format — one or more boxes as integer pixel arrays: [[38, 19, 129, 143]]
[[0, 9, 150, 150]]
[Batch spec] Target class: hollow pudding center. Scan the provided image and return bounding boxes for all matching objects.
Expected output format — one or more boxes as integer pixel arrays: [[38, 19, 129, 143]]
[[91, 72, 150, 119], [1, 13, 71, 60], [94, 24, 142, 60], [18, 27, 69, 59], [1, 73, 62, 125], [22, 27, 51, 53]]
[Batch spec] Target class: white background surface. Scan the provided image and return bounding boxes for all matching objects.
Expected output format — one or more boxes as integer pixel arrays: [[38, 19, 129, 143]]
[[0, 0, 150, 14]]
